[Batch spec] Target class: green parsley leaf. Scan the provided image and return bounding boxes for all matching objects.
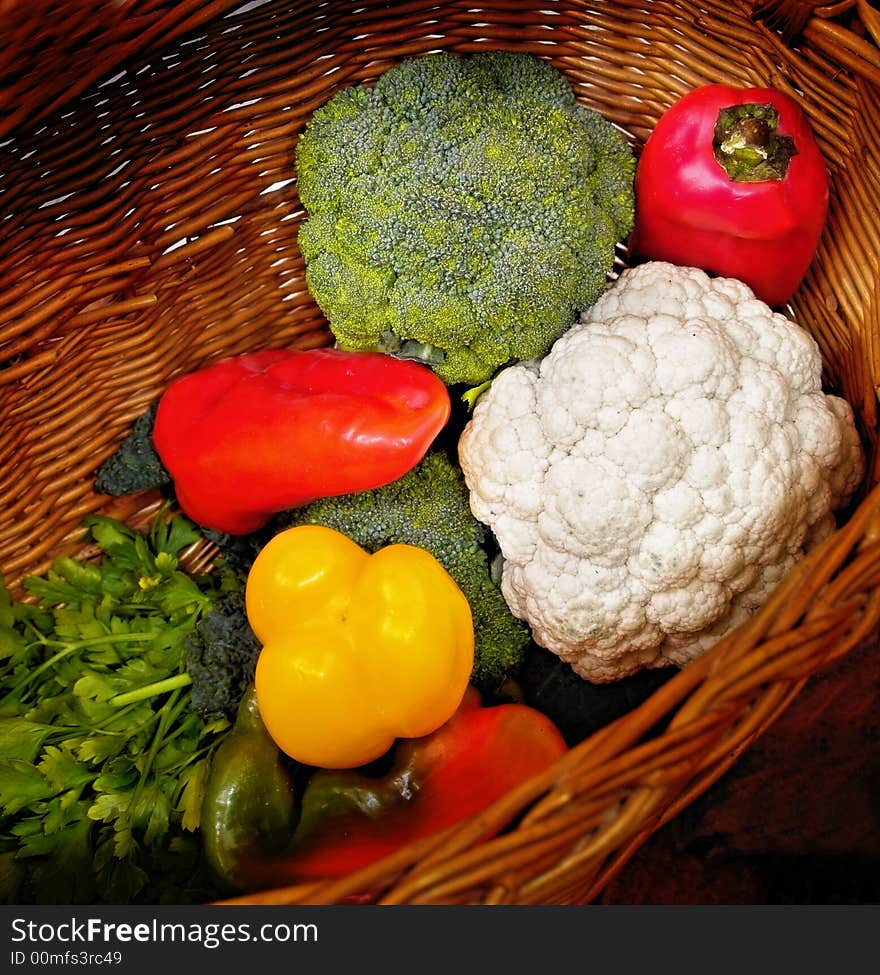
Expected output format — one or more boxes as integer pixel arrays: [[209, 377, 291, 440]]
[[0, 512, 231, 905], [0, 760, 54, 814], [0, 717, 54, 762]]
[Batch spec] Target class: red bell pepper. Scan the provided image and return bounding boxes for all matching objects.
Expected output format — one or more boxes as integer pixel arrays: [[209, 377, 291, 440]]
[[630, 83, 829, 307], [279, 686, 568, 881], [152, 347, 450, 534]]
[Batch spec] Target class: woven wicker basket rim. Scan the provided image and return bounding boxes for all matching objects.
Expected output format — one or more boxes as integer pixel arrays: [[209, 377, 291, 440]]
[[1, 0, 879, 906]]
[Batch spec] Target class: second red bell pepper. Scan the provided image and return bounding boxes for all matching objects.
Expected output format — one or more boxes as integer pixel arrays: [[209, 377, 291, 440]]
[[630, 83, 829, 307], [280, 686, 568, 881], [152, 347, 450, 534]]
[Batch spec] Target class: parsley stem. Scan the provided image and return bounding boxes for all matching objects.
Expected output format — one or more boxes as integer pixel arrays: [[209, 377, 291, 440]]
[[109, 673, 193, 707], [129, 689, 189, 813], [36, 633, 158, 649], [1, 633, 157, 705]]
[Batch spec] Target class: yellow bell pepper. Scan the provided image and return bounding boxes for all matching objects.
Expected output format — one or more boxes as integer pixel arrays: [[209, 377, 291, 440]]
[[246, 524, 475, 769]]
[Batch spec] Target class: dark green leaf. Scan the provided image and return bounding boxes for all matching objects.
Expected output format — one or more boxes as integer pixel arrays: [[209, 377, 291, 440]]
[[0, 717, 54, 762], [38, 745, 96, 793], [84, 516, 139, 564], [155, 515, 203, 556], [0, 761, 54, 814], [0, 850, 25, 904], [93, 757, 137, 793], [76, 734, 127, 765], [94, 838, 149, 903], [175, 758, 210, 832], [22, 818, 97, 904], [0, 623, 26, 662]]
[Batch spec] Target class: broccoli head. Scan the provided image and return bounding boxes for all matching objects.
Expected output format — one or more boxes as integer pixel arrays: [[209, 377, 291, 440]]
[[95, 402, 170, 497], [263, 449, 530, 695], [295, 50, 635, 385], [184, 589, 262, 720]]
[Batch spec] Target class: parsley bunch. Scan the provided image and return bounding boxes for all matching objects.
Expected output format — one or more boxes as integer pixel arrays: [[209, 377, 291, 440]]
[[0, 513, 236, 904]]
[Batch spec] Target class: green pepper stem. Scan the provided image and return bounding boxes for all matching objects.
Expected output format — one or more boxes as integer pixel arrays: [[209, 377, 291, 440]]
[[713, 102, 797, 182], [110, 672, 193, 707]]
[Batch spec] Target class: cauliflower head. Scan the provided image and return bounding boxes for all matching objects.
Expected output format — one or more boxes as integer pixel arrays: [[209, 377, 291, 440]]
[[295, 50, 635, 386], [458, 262, 865, 682]]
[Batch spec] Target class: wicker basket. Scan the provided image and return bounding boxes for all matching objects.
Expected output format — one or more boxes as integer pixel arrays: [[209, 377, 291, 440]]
[[2, 0, 879, 906]]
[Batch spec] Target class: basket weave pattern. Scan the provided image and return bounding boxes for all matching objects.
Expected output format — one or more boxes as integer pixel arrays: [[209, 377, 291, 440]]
[[2, 0, 879, 904]]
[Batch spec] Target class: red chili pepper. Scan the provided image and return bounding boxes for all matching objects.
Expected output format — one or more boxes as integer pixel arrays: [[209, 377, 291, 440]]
[[630, 83, 829, 307], [152, 347, 450, 534]]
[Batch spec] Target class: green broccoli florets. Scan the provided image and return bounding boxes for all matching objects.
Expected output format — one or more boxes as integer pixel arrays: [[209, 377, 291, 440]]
[[295, 50, 635, 385], [264, 449, 530, 695], [184, 589, 262, 720], [94, 402, 170, 496]]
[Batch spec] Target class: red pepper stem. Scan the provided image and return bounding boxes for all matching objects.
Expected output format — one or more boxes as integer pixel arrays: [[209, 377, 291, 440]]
[[712, 103, 798, 182]]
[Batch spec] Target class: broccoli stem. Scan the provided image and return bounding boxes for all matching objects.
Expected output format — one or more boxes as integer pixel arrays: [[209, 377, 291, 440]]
[[396, 340, 446, 366], [461, 379, 493, 412], [371, 331, 446, 367]]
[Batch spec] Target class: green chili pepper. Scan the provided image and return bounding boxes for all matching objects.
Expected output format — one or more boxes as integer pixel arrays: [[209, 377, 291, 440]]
[[200, 685, 567, 895], [200, 684, 298, 892]]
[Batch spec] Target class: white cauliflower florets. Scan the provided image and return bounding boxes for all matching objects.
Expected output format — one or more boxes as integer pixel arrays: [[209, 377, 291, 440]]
[[458, 262, 865, 682]]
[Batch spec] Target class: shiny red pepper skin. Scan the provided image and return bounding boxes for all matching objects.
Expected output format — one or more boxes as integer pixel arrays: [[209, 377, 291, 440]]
[[152, 347, 450, 534], [275, 687, 569, 882], [630, 84, 829, 307]]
